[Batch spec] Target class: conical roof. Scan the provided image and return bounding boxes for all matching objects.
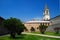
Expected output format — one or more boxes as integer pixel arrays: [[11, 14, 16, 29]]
[[45, 4, 48, 9]]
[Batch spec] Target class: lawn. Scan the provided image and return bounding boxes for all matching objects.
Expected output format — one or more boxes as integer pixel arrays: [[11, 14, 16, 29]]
[[45, 32, 60, 36], [0, 34, 60, 40], [31, 32, 60, 36]]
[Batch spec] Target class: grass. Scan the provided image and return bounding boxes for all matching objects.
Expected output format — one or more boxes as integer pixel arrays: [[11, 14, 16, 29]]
[[0, 34, 60, 40], [45, 32, 60, 36], [30, 32, 60, 36]]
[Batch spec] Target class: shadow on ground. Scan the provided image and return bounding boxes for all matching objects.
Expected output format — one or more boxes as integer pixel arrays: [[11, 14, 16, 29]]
[[9, 34, 26, 40]]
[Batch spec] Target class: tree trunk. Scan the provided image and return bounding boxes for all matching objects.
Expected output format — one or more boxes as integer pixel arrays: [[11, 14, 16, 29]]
[[17, 32, 21, 35], [41, 32, 44, 34], [10, 32, 15, 38]]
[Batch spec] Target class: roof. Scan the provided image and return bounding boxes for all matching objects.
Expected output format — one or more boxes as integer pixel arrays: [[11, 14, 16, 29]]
[[0, 16, 5, 20], [25, 20, 50, 24], [50, 15, 60, 20]]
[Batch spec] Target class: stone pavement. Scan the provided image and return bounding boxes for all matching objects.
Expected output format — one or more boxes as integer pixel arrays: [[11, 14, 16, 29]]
[[22, 32, 60, 38]]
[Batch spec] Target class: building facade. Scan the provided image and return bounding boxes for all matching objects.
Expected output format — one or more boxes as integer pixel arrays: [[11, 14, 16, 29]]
[[46, 15, 60, 32], [24, 5, 51, 32], [0, 16, 9, 35], [24, 21, 51, 32]]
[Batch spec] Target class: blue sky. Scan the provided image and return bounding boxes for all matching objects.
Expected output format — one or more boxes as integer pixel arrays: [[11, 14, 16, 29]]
[[0, 0, 60, 22]]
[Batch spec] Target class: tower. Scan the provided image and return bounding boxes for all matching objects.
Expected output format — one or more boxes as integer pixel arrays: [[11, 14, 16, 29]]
[[43, 4, 50, 21]]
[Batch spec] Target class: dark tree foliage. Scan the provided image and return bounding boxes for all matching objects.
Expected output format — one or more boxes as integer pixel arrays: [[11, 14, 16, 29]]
[[30, 27, 35, 32], [3, 17, 25, 38], [39, 24, 48, 34], [24, 27, 28, 31], [16, 24, 25, 35]]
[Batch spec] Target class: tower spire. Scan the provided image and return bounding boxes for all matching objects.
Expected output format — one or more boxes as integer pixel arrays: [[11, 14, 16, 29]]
[[43, 4, 50, 21], [45, 4, 48, 9]]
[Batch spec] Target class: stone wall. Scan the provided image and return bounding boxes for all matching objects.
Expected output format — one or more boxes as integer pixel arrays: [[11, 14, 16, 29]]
[[24, 22, 50, 32]]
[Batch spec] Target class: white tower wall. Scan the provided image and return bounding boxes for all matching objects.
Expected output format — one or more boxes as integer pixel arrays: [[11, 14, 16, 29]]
[[43, 5, 50, 21]]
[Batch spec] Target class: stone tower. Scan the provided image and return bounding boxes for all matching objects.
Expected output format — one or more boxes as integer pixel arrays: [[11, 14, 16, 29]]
[[43, 4, 50, 21]]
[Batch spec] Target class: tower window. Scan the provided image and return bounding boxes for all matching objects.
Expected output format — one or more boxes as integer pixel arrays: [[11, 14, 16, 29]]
[[46, 10, 48, 15], [47, 18, 48, 20]]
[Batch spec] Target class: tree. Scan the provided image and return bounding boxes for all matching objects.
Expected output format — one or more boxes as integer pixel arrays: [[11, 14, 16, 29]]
[[30, 27, 35, 32], [16, 24, 25, 35], [39, 24, 48, 34], [24, 27, 28, 32], [3, 17, 25, 38]]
